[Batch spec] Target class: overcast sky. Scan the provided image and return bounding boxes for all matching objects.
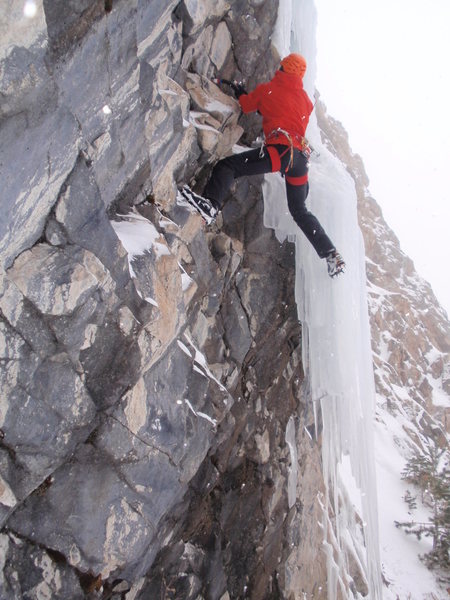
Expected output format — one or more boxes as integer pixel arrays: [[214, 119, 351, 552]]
[[314, 0, 450, 316]]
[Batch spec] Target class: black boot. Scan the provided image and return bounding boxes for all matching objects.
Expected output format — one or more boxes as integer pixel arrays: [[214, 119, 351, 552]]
[[179, 186, 218, 224]]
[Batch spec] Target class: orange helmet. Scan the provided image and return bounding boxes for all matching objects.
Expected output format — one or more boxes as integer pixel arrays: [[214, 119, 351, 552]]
[[280, 53, 307, 77]]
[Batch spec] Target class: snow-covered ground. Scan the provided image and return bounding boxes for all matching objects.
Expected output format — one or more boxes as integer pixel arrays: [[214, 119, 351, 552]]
[[374, 407, 443, 599]]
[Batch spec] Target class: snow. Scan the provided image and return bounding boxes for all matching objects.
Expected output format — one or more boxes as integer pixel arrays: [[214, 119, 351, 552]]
[[183, 334, 230, 400], [204, 99, 233, 116], [145, 297, 159, 308], [177, 340, 192, 358], [189, 111, 221, 134], [374, 412, 441, 599], [111, 212, 169, 261], [232, 144, 252, 154], [23, 1, 37, 19], [111, 211, 191, 303], [177, 335, 235, 429], [178, 262, 194, 292], [285, 416, 298, 509], [431, 386, 450, 408], [184, 399, 217, 429], [158, 89, 178, 97]]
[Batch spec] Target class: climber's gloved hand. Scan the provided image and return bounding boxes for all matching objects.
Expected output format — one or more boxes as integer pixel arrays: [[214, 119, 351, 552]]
[[231, 82, 247, 99], [212, 78, 247, 100]]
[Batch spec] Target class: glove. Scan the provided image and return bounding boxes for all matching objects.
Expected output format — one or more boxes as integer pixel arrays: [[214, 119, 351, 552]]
[[214, 78, 247, 99], [231, 82, 247, 99]]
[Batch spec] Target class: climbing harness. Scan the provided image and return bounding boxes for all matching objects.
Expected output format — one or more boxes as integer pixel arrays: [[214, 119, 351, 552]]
[[266, 128, 311, 161], [260, 128, 312, 179], [265, 128, 294, 169]]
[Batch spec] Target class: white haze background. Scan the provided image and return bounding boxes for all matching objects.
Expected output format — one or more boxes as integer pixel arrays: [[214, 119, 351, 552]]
[[314, 0, 450, 317], [311, 2, 448, 597]]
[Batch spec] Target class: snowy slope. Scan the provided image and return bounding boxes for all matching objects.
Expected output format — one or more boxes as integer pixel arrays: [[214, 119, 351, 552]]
[[365, 206, 449, 598]]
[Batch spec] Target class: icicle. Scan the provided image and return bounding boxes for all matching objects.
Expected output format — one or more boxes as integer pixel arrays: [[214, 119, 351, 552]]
[[266, 2, 383, 597]]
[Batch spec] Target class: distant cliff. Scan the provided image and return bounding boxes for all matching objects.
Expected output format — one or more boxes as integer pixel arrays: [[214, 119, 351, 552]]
[[317, 99, 450, 596], [317, 99, 450, 433]]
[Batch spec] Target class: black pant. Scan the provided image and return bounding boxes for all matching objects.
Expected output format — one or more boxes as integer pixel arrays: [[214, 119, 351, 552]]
[[204, 145, 335, 258]]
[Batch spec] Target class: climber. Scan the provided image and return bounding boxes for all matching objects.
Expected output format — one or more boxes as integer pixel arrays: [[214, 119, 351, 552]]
[[181, 53, 345, 278]]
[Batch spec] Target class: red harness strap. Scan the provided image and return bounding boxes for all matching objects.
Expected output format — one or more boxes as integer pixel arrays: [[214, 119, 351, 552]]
[[266, 145, 293, 172], [286, 174, 308, 186], [266, 145, 308, 185]]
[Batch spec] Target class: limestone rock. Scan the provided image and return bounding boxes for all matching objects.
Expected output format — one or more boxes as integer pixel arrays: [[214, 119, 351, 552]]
[[0, 345, 96, 523], [0, 1, 47, 62], [0, 3, 330, 598], [211, 22, 233, 70], [53, 156, 130, 290], [0, 532, 84, 600], [185, 73, 244, 159], [180, 0, 230, 36], [7, 244, 114, 317], [186, 73, 239, 124], [182, 25, 215, 77], [0, 108, 80, 269], [224, 0, 279, 79]]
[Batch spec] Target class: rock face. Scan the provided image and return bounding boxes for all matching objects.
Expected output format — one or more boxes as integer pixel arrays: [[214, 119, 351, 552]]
[[0, 2, 329, 599]]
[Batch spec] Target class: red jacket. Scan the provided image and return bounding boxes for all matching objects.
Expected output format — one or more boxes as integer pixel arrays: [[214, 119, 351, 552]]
[[239, 70, 313, 150]]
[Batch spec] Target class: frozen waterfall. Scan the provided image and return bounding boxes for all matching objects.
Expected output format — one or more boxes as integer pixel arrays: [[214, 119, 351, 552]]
[[266, 1, 383, 598]]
